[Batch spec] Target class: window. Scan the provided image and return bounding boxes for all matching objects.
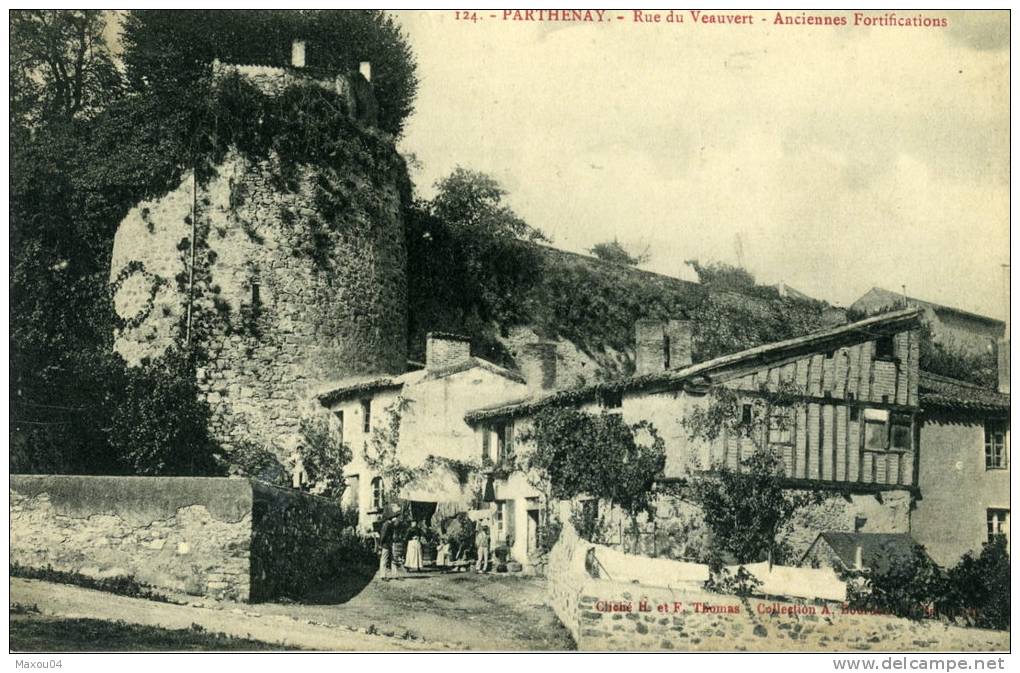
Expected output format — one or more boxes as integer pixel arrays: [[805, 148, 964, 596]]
[[251, 281, 261, 309], [875, 335, 896, 360], [864, 408, 890, 450], [850, 405, 860, 421], [890, 413, 912, 451], [482, 426, 492, 465], [361, 399, 371, 433], [768, 409, 793, 445], [371, 477, 385, 511], [863, 409, 912, 451], [985, 420, 1008, 469], [742, 401, 758, 424], [333, 410, 344, 445], [495, 422, 514, 465], [987, 509, 1009, 546]]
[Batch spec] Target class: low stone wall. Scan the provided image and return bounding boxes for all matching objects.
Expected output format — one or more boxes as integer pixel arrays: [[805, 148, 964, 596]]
[[546, 523, 1008, 651], [10, 475, 354, 603]]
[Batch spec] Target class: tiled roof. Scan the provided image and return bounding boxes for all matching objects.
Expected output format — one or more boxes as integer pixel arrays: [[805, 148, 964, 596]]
[[807, 532, 918, 574], [465, 308, 922, 424], [919, 371, 1010, 413], [857, 287, 1004, 328], [316, 357, 525, 407], [315, 376, 406, 406]]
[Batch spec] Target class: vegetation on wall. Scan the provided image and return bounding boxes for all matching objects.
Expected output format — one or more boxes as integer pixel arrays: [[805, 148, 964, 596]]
[[406, 173, 834, 372], [683, 383, 825, 565], [121, 9, 418, 136], [10, 9, 411, 477], [589, 239, 649, 266]]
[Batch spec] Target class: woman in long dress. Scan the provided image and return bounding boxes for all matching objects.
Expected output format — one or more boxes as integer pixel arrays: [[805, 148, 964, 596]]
[[404, 523, 424, 572]]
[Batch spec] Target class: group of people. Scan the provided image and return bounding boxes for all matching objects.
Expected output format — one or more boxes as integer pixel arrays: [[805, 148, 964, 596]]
[[376, 512, 494, 580]]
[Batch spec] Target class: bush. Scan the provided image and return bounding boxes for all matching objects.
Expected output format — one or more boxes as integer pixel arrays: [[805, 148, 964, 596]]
[[227, 438, 289, 486], [845, 544, 948, 621], [297, 416, 352, 498], [845, 541, 1010, 630], [940, 538, 1010, 630]]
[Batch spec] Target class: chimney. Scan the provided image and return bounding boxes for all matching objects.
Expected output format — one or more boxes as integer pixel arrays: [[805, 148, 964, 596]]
[[359, 61, 372, 82], [425, 332, 471, 371], [635, 319, 693, 375], [291, 39, 306, 68], [854, 545, 864, 570], [664, 320, 693, 370], [519, 342, 558, 393]]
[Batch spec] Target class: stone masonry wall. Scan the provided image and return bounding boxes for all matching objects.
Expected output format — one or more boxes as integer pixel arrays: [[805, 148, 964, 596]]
[[110, 145, 408, 460], [11, 475, 358, 603], [11, 476, 253, 601], [546, 523, 1007, 652]]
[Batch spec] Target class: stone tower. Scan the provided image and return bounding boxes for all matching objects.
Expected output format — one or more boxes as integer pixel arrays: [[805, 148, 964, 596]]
[[109, 46, 408, 459]]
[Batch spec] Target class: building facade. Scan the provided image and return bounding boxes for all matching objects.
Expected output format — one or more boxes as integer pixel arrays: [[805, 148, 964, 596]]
[[850, 287, 1004, 358], [911, 371, 1010, 566], [466, 309, 925, 563]]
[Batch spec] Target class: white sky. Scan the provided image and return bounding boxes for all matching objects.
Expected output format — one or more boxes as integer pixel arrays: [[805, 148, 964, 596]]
[[394, 10, 1010, 319]]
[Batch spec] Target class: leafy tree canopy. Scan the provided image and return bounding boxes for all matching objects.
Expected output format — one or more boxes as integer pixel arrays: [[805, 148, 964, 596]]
[[522, 407, 665, 516], [120, 9, 418, 136]]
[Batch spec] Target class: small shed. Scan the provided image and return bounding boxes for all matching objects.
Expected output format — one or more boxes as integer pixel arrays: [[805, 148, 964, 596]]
[[800, 532, 919, 573]]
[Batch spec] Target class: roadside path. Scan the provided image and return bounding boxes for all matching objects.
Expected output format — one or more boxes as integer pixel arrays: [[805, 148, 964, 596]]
[[11, 578, 448, 651]]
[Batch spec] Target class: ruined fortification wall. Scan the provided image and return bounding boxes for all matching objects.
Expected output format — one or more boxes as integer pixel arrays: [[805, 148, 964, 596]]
[[110, 147, 407, 458]]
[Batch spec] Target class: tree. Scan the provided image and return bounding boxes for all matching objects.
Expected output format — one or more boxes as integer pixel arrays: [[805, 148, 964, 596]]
[[120, 9, 418, 136], [297, 416, 353, 498], [522, 407, 665, 518], [10, 10, 122, 126], [589, 239, 649, 266], [684, 383, 824, 564], [406, 168, 548, 364]]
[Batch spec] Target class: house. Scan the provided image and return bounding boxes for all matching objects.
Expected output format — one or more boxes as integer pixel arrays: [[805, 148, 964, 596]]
[[910, 371, 1010, 566], [850, 287, 1004, 358], [315, 333, 529, 533], [466, 308, 925, 562], [801, 532, 917, 573]]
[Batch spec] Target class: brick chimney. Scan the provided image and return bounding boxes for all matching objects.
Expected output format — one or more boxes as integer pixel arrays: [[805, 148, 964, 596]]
[[519, 342, 558, 393], [664, 320, 693, 370], [635, 319, 693, 375], [291, 40, 306, 68], [425, 332, 471, 371]]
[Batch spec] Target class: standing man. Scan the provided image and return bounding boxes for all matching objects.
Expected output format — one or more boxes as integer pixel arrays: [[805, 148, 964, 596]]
[[378, 512, 396, 580], [474, 526, 490, 573]]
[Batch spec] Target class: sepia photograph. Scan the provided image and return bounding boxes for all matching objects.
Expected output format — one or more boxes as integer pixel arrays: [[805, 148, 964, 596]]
[[8, 7, 1011, 657]]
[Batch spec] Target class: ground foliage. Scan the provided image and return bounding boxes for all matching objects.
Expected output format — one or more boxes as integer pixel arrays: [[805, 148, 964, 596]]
[[10, 617, 288, 651], [844, 538, 1009, 630]]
